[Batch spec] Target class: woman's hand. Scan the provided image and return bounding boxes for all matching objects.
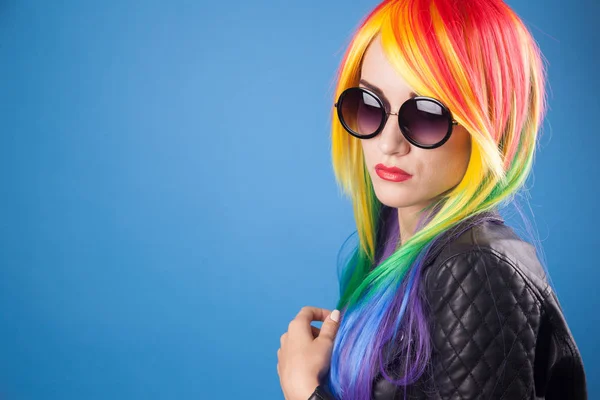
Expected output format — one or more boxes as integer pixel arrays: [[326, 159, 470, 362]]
[[277, 306, 341, 400]]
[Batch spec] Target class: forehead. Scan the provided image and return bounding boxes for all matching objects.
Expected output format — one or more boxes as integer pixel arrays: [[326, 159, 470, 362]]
[[360, 36, 413, 101]]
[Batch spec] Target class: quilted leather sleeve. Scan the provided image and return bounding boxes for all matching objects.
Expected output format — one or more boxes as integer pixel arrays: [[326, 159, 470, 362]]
[[307, 385, 336, 400], [419, 249, 542, 399]]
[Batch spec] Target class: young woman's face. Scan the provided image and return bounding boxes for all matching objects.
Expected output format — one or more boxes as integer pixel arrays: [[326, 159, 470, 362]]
[[358, 35, 472, 210]]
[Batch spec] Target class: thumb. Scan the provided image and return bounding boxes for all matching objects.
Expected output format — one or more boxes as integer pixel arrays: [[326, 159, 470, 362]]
[[318, 309, 341, 341]]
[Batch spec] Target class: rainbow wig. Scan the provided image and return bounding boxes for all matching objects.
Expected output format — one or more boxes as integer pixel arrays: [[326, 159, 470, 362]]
[[327, 0, 547, 398]]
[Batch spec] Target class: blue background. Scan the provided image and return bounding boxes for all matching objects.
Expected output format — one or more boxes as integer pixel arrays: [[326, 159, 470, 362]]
[[1, 0, 597, 398]]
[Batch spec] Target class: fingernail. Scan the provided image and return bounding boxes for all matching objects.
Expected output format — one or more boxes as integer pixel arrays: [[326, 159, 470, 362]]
[[330, 309, 340, 322]]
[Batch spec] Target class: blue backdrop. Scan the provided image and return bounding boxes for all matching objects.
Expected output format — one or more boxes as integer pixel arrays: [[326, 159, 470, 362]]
[[1, 1, 598, 398]]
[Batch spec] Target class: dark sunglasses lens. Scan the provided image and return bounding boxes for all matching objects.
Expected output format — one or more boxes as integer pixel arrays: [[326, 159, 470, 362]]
[[339, 89, 383, 136], [400, 99, 451, 146]]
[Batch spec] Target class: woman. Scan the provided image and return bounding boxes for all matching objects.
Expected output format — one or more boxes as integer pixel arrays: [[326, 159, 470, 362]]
[[276, 0, 588, 399]]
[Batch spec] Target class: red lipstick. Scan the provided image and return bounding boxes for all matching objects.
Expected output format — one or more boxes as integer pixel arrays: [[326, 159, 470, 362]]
[[375, 163, 412, 182]]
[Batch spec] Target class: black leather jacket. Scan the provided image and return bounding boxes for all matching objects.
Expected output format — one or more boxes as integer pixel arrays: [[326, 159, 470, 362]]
[[309, 210, 587, 399]]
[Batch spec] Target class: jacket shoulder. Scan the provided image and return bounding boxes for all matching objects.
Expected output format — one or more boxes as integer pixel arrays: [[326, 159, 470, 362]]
[[421, 245, 543, 398], [424, 218, 550, 300], [419, 219, 587, 399], [370, 215, 588, 399]]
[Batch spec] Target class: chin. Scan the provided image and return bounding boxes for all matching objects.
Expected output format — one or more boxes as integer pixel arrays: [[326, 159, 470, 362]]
[[372, 187, 420, 209]]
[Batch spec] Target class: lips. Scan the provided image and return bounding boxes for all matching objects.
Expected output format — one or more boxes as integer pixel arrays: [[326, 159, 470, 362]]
[[375, 163, 411, 176], [374, 163, 412, 183]]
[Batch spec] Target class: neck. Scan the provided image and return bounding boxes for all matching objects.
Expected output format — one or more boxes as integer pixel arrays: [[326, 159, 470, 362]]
[[396, 202, 434, 248]]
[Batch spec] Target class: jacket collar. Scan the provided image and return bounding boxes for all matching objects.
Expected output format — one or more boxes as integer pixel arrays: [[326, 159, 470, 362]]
[[422, 207, 504, 267]]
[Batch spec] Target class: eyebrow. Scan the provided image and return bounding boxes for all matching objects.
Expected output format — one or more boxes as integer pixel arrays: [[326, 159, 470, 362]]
[[359, 79, 418, 107]]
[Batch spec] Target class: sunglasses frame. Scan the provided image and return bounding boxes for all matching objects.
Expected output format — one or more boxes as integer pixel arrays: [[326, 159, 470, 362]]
[[334, 86, 458, 149]]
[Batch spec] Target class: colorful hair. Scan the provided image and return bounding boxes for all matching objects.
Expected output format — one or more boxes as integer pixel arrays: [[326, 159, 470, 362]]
[[326, 0, 548, 398]]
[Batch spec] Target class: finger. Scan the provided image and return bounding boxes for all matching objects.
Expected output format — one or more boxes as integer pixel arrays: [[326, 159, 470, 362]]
[[294, 306, 332, 324], [290, 306, 332, 340], [318, 309, 341, 342], [311, 325, 320, 338]]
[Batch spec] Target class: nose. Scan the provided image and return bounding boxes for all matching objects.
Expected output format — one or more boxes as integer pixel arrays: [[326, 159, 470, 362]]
[[377, 112, 411, 156]]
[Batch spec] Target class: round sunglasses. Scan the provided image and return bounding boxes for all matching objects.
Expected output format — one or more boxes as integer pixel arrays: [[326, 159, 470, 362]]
[[334, 87, 458, 149]]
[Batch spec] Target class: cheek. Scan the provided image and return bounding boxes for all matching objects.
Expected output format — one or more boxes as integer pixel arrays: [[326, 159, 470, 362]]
[[417, 138, 470, 184], [430, 127, 470, 169], [360, 141, 377, 164], [431, 142, 471, 183], [450, 131, 472, 174]]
